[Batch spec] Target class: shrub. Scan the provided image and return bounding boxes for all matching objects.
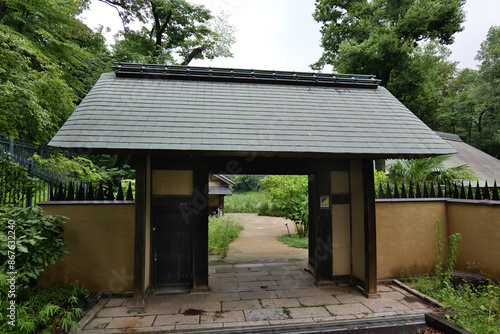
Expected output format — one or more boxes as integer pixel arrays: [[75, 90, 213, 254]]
[[208, 215, 244, 257], [0, 206, 67, 282]]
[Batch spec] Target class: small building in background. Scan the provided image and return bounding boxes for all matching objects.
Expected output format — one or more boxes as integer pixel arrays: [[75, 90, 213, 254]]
[[208, 174, 234, 215]]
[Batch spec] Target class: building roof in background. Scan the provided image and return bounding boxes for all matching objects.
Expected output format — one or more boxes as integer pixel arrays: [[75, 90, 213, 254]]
[[214, 174, 235, 186], [49, 63, 455, 158], [436, 132, 500, 187]]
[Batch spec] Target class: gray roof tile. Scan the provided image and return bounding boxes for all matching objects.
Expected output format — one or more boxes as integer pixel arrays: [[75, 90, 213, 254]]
[[49, 68, 456, 157]]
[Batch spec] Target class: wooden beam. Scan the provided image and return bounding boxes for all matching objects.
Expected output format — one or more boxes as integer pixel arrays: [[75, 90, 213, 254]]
[[131, 155, 147, 310], [192, 168, 209, 291], [362, 159, 377, 295], [311, 171, 333, 285]]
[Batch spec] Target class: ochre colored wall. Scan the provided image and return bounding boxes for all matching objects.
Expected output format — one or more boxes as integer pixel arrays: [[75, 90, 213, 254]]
[[152, 170, 193, 195], [38, 203, 135, 293], [447, 202, 500, 280], [376, 200, 448, 279]]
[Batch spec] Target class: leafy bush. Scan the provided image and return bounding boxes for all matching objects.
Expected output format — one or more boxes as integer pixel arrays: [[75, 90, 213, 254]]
[[0, 267, 88, 333], [208, 215, 244, 257], [257, 202, 283, 217], [260, 175, 309, 237], [225, 192, 267, 213], [0, 153, 44, 207], [0, 206, 67, 282]]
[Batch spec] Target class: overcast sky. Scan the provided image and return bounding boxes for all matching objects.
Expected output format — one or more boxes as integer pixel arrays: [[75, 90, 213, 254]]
[[82, 0, 500, 72]]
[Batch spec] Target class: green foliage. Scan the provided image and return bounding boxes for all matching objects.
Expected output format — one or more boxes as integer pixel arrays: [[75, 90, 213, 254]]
[[0, 270, 88, 333], [434, 218, 462, 280], [208, 215, 244, 257], [277, 234, 308, 249], [32, 152, 134, 185], [386, 155, 477, 185], [260, 175, 309, 238], [0, 206, 67, 281], [0, 0, 111, 143], [230, 175, 263, 192], [0, 153, 44, 207], [107, 0, 235, 65], [224, 191, 266, 214]]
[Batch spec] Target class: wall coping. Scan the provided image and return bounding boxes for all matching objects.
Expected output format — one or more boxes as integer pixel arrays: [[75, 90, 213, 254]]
[[37, 201, 135, 205], [376, 198, 500, 206]]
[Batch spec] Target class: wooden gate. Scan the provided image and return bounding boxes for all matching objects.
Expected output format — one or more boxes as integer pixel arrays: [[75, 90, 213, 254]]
[[152, 204, 193, 292]]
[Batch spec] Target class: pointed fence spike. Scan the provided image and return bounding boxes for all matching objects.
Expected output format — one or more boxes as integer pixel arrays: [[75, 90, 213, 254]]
[[87, 183, 95, 201], [415, 182, 422, 198], [126, 181, 134, 201], [423, 183, 429, 198], [49, 185, 55, 201], [467, 182, 474, 200], [76, 183, 85, 200], [56, 183, 65, 201], [106, 181, 115, 201], [475, 182, 482, 200], [401, 183, 407, 199], [409, 183, 415, 198], [484, 181, 490, 200], [378, 183, 385, 199], [67, 182, 75, 201], [386, 183, 392, 199], [97, 181, 104, 200], [393, 182, 400, 199], [437, 182, 443, 198], [430, 183, 436, 198], [460, 182, 466, 199], [453, 184, 459, 199], [492, 181, 499, 201], [116, 182, 125, 201]]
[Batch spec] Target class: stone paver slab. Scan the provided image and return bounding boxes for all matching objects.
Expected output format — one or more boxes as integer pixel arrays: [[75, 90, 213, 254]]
[[106, 315, 155, 329], [222, 299, 262, 311], [244, 308, 289, 321], [200, 311, 245, 323], [298, 295, 340, 306], [379, 291, 406, 300], [201, 292, 240, 302], [84, 317, 112, 330], [237, 280, 277, 288], [96, 307, 130, 318], [175, 323, 222, 331], [399, 295, 432, 310], [143, 303, 181, 315], [153, 314, 199, 326], [362, 299, 411, 313], [240, 290, 277, 300], [105, 299, 127, 307], [336, 293, 370, 304], [261, 298, 301, 309], [223, 320, 270, 328], [275, 288, 314, 298], [326, 303, 373, 316], [289, 306, 331, 318], [180, 301, 221, 313]]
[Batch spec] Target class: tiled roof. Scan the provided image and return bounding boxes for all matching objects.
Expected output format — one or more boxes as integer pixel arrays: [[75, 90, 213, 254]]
[[49, 64, 455, 158]]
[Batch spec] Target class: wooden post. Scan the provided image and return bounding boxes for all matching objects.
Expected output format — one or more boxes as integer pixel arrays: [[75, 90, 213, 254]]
[[362, 159, 377, 295], [192, 168, 209, 291], [131, 155, 147, 311], [312, 171, 333, 285]]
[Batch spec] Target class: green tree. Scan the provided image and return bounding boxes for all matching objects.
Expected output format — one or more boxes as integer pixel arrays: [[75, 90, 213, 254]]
[[473, 26, 500, 158], [260, 175, 309, 238], [0, 0, 111, 142], [313, 0, 465, 128], [102, 0, 235, 65]]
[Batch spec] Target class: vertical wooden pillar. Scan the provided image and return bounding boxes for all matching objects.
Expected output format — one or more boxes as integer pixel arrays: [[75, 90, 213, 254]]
[[131, 155, 147, 311], [192, 168, 209, 291], [311, 171, 333, 285], [362, 159, 377, 295]]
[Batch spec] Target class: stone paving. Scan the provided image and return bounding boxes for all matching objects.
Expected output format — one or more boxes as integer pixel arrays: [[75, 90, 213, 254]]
[[76, 261, 437, 333]]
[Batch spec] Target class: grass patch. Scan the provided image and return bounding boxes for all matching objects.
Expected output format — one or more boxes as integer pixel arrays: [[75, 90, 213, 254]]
[[225, 191, 282, 216], [208, 215, 244, 257], [405, 275, 500, 333], [277, 233, 308, 249]]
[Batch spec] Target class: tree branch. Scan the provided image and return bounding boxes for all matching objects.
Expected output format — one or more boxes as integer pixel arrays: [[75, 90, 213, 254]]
[[181, 47, 204, 65], [0, 1, 8, 22]]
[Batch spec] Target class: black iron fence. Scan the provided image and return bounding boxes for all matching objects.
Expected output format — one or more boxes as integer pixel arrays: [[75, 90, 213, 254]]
[[1, 137, 134, 206], [376, 181, 499, 201]]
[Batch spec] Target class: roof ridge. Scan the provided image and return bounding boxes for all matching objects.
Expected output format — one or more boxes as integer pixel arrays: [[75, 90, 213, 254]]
[[112, 63, 380, 89], [435, 131, 463, 142]]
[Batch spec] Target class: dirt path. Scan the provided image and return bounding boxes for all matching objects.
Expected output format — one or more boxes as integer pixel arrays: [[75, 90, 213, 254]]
[[224, 213, 308, 263]]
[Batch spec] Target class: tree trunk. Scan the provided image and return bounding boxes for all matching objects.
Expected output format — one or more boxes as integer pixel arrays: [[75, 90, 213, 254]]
[[0, 1, 9, 22], [181, 47, 204, 65]]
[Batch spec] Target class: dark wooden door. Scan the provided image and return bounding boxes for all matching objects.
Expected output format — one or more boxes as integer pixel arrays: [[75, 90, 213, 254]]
[[152, 206, 192, 288]]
